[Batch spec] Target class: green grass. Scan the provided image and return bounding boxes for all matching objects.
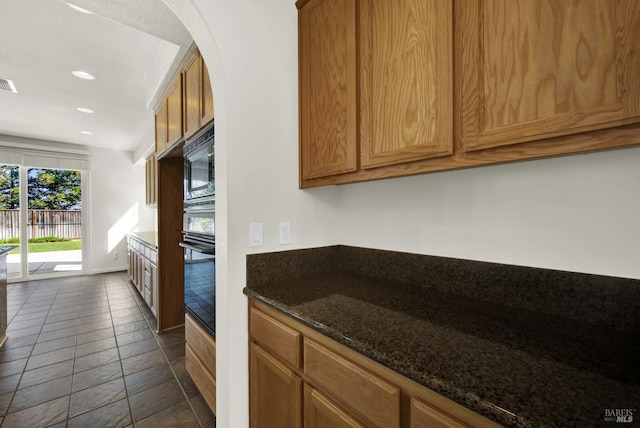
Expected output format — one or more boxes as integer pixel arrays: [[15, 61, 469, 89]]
[[1, 238, 82, 254]]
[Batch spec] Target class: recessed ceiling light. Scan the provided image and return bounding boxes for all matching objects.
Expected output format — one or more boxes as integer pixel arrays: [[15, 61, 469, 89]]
[[0, 78, 17, 93], [65, 2, 94, 14], [80, 131, 93, 135], [72, 71, 95, 80], [77, 107, 94, 114]]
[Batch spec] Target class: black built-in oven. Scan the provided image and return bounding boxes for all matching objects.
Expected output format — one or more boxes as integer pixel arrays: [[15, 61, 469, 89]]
[[184, 124, 214, 204], [181, 124, 216, 338], [180, 229, 215, 338]]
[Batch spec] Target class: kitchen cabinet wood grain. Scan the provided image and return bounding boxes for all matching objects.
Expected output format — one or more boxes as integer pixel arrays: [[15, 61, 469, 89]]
[[250, 342, 302, 428], [298, 0, 452, 184], [304, 385, 365, 428], [144, 153, 157, 206], [183, 50, 214, 140], [183, 52, 202, 141], [458, 0, 640, 152], [156, 150, 185, 332], [201, 59, 214, 124], [185, 314, 216, 414], [298, 0, 640, 188], [410, 396, 466, 428], [166, 76, 183, 147], [304, 337, 401, 428], [298, 0, 358, 180], [154, 101, 168, 154], [359, 0, 452, 169]]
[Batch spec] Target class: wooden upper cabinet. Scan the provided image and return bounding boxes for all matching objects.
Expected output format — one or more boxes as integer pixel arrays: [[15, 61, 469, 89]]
[[155, 101, 168, 153], [359, 0, 452, 168], [184, 50, 214, 140], [202, 58, 214, 124], [183, 52, 202, 140], [166, 75, 183, 146], [458, 0, 640, 152], [299, 0, 358, 180], [298, 0, 453, 185], [145, 154, 157, 206]]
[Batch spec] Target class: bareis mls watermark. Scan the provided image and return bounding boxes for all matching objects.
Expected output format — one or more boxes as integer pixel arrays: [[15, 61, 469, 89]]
[[604, 409, 635, 423]]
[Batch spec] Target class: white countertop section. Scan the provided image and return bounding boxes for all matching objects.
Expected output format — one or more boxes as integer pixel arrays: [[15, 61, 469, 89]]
[[128, 231, 158, 248]]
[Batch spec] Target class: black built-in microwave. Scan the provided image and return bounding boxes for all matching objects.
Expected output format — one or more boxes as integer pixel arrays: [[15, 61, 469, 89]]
[[184, 124, 214, 203]]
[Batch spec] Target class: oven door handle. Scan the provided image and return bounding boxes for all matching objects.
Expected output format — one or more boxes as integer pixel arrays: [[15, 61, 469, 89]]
[[179, 241, 215, 255]]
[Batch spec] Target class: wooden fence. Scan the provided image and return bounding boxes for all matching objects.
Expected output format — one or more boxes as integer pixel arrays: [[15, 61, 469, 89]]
[[0, 209, 81, 240]]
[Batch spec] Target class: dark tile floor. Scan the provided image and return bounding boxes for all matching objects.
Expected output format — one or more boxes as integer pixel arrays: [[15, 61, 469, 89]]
[[0, 272, 216, 428]]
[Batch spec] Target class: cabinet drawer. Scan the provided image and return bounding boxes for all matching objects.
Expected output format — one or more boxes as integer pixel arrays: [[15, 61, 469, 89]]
[[185, 314, 216, 377], [303, 338, 401, 428], [410, 397, 466, 428], [144, 287, 151, 307], [144, 269, 151, 289], [186, 343, 216, 414], [144, 245, 151, 260], [148, 248, 157, 264], [304, 384, 365, 428], [250, 307, 301, 369]]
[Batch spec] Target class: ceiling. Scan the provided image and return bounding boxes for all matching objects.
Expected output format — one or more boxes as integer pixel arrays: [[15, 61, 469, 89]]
[[0, 0, 193, 153]]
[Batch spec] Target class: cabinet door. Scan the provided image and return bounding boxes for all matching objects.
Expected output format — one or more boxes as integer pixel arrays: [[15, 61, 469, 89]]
[[183, 52, 202, 140], [250, 343, 302, 428], [410, 397, 466, 428], [303, 339, 400, 428], [155, 102, 168, 153], [299, 0, 358, 180], [167, 76, 183, 146], [359, 0, 453, 168], [458, 0, 640, 152], [144, 154, 157, 206], [150, 262, 157, 315], [202, 58, 214, 124], [304, 385, 365, 428], [127, 246, 133, 277]]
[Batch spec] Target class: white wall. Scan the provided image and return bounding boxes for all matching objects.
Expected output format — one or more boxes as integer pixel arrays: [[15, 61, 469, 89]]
[[334, 147, 640, 279], [87, 146, 156, 274], [164, 1, 640, 427]]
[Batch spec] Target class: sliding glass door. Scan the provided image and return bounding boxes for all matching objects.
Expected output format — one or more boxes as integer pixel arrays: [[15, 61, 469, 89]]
[[0, 164, 22, 280], [0, 164, 83, 281]]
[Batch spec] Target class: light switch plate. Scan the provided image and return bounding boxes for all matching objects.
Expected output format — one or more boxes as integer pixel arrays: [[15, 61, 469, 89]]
[[250, 222, 263, 247]]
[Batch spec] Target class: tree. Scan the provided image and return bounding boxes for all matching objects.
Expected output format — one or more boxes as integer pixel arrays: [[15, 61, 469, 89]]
[[27, 169, 81, 210], [0, 165, 19, 209]]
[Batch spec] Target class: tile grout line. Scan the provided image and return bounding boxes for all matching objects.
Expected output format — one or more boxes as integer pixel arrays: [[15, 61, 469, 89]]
[[2, 273, 211, 428], [3, 278, 78, 427], [123, 275, 209, 427]]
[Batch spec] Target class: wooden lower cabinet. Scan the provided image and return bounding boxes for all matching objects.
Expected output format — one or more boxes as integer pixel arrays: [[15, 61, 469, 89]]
[[410, 397, 466, 428], [126, 235, 157, 315], [249, 300, 501, 428], [304, 385, 364, 428], [303, 338, 400, 427], [185, 314, 216, 414], [250, 342, 302, 428]]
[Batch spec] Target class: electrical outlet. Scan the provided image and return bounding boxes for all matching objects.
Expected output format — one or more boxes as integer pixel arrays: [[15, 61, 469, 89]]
[[279, 222, 291, 245], [113, 251, 118, 260]]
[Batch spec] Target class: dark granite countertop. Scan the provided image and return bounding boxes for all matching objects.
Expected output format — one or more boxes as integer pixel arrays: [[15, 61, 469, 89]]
[[244, 246, 640, 427], [0, 246, 17, 256]]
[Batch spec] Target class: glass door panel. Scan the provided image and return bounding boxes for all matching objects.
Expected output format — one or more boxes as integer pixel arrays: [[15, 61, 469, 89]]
[[26, 168, 82, 277], [0, 165, 21, 280]]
